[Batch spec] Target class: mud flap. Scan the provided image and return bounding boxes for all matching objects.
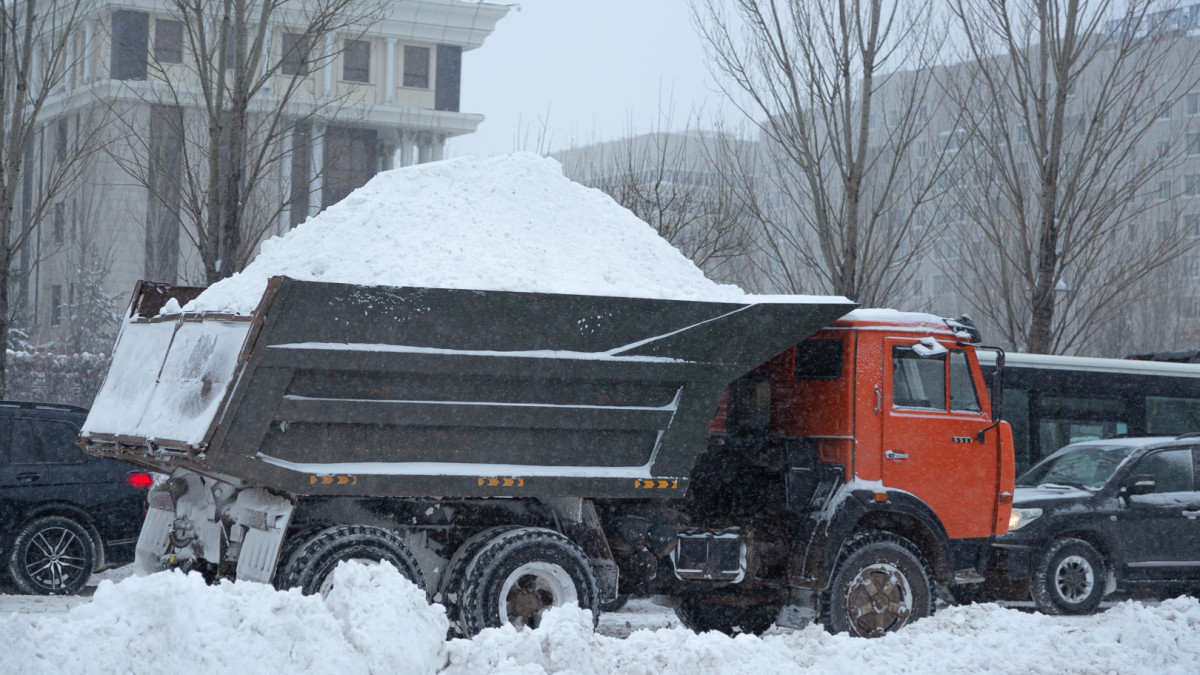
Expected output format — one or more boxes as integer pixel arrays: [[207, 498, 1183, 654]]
[[231, 491, 295, 584], [134, 504, 175, 575]]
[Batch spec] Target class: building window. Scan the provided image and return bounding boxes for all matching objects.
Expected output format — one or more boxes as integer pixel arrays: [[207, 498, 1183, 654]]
[[53, 202, 64, 243], [55, 118, 68, 162], [282, 32, 310, 76], [1186, 214, 1200, 238], [1186, 174, 1200, 197], [1158, 99, 1174, 120], [1189, 92, 1200, 117], [887, 108, 899, 127], [1160, 180, 1172, 200], [403, 45, 429, 88], [111, 10, 149, 80], [155, 19, 183, 63], [1189, 133, 1200, 156], [51, 285, 62, 326], [343, 39, 369, 82]]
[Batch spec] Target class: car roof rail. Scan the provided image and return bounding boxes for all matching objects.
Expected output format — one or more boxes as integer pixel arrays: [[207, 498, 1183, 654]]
[[1176, 431, 1200, 439], [0, 400, 88, 414]]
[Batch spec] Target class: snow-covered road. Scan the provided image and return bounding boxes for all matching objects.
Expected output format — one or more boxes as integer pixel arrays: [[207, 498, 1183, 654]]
[[1, 563, 1198, 674]]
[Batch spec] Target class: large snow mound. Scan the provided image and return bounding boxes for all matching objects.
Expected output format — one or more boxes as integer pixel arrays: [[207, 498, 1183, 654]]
[[186, 153, 755, 315], [5, 564, 1200, 674], [1, 563, 447, 674]]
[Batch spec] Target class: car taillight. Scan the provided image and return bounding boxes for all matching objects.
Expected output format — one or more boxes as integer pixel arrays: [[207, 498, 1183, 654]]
[[126, 472, 154, 490]]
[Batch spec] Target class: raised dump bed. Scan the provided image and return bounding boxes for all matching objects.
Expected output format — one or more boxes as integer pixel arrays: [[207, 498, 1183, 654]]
[[82, 277, 853, 498]]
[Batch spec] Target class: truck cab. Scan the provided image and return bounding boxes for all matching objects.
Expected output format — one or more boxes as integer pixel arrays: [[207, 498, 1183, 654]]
[[672, 311, 1014, 636]]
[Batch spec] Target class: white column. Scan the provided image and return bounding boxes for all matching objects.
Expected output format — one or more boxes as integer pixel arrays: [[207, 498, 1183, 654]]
[[385, 38, 396, 104], [65, 34, 75, 90], [83, 22, 92, 82], [432, 134, 445, 161], [397, 130, 411, 167], [417, 133, 432, 164], [310, 123, 325, 215], [279, 125, 293, 233], [323, 34, 333, 99], [262, 24, 273, 93], [31, 44, 39, 97]]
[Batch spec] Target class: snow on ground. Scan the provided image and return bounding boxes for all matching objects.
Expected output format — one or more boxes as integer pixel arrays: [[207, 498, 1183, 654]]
[[2, 564, 1198, 674], [184, 153, 759, 315]]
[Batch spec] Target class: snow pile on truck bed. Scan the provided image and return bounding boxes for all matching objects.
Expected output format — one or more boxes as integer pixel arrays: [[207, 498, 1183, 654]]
[[186, 153, 757, 315], [4, 564, 1200, 674]]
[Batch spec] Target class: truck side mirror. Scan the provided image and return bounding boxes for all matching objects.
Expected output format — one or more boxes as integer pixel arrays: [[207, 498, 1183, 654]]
[[1123, 474, 1157, 497]]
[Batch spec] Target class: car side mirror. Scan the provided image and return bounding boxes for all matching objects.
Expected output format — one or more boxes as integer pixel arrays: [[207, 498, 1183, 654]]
[[1123, 474, 1156, 497]]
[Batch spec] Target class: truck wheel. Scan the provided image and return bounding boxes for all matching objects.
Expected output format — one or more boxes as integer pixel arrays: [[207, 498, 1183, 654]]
[[822, 530, 933, 637], [457, 527, 598, 636], [675, 595, 780, 635], [436, 525, 522, 635], [7, 515, 96, 595], [275, 524, 426, 596], [1030, 538, 1105, 615]]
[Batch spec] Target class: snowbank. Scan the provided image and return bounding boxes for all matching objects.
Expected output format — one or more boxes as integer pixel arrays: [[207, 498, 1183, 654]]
[[186, 153, 755, 315], [1, 563, 447, 674], [4, 564, 1199, 674]]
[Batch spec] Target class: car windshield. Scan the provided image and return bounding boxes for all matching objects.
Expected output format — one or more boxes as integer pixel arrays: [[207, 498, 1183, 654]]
[[1017, 444, 1137, 488]]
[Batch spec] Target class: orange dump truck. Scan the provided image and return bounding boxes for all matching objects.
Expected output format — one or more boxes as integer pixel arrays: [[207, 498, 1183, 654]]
[[82, 280, 1013, 637]]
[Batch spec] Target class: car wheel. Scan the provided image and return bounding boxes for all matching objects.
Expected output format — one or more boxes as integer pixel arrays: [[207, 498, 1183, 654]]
[[1031, 538, 1106, 615], [457, 527, 598, 637], [7, 515, 96, 595], [274, 524, 426, 596], [821, 530, 934, 637]]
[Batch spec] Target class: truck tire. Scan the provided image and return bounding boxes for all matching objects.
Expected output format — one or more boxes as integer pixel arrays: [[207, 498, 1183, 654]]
[[675, 595, 780, 635], [436, 525, 522, 636], [821, 530, 933, 637], [7, 515, 95, 595], [457, 527, 599, 636], [1030, 538, 1105, 615], [275, 524, 426, 596]]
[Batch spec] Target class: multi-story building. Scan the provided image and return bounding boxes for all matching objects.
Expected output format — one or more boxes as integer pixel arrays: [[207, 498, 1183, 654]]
[[22, 0, 507, 348]]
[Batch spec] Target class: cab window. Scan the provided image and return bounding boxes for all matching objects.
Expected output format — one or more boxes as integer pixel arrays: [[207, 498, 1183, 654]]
[[892, 348, 946, 410], [949, 351, 981, 413]]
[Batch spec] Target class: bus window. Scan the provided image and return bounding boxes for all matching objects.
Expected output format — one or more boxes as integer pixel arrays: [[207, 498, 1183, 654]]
[[1146, 396, 1200, 435]]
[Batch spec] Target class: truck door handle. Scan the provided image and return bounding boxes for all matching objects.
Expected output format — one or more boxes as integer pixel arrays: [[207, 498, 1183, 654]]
[[885, 451, 908, 460], [1183, 510, 1200, 519], [16, 472, 40, 483]]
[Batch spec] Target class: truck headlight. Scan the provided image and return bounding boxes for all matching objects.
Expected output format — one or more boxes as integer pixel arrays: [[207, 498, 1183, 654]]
[[1009, 507, 1043, 531]]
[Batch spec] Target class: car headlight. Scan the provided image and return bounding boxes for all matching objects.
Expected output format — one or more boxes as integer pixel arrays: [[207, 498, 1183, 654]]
[[1008, 507, 1043, 531]]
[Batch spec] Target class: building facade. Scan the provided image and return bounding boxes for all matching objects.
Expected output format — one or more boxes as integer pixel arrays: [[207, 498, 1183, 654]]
[[21, 0, 507, 349]]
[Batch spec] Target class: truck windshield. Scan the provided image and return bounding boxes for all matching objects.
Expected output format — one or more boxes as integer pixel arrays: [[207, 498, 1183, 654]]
[[1016, 444, 1135, 488]]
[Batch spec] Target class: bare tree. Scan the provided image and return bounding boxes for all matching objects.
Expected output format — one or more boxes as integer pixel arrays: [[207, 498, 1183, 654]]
[[107, 0, 384, 285], [0, 0, 100, 395], [944, 0, 1200, 354], [692, 0, 956, 305], [556, 113, 759, 287]]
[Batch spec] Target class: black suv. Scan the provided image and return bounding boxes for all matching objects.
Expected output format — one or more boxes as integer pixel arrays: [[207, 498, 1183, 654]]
[[0, 402, 152, 594], [983, 435, 1200, 614]]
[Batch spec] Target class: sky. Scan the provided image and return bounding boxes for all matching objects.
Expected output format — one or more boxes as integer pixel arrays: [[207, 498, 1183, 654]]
[[449, 1, 738, 158]]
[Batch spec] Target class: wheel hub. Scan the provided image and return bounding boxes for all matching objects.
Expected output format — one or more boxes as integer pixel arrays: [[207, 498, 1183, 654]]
[[845, 562, 913, 637], [25, 526, 86, 592], [1054, 555, 1094, 602], [499, 561, 577, 630]]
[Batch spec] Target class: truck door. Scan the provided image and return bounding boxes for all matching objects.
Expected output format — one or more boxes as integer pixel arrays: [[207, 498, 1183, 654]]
[[881, 339, 997, 540]]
